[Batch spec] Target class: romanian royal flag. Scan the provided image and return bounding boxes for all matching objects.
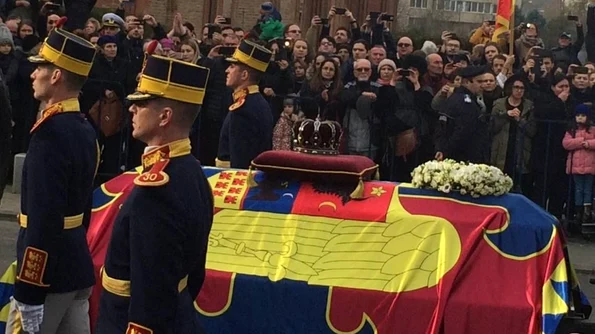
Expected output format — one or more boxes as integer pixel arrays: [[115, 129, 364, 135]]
[[0, 166, 592, 333], [493, 0, 516, 41]]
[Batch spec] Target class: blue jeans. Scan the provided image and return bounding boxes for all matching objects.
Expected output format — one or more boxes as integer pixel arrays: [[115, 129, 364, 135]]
[[573, 174, 594, 206]]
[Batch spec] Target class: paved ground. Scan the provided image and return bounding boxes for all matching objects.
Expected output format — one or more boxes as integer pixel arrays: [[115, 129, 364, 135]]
[[0, 218, 18, 271]]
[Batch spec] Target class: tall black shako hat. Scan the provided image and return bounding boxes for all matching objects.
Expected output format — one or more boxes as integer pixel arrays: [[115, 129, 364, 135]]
[[226, 39, 273, 72], [127, 54, 210, 105], [28, 17, 97, 77]]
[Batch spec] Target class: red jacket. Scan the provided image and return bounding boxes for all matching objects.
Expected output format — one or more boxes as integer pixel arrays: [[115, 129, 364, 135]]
[[562, 126, 595, 175]]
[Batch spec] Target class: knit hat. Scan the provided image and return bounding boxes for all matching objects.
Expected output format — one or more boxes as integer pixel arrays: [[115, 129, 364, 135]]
[[159, 38, 174, 50], [378, 59, 396, 73], [575, 104, 591, 117], [97, 35, 117, 47], [261, 2, 274, 11], [0, 24, 14, 47]]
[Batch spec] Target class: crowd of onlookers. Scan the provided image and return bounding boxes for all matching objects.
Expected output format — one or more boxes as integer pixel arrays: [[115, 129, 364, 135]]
[[2, 0, 595, 227]]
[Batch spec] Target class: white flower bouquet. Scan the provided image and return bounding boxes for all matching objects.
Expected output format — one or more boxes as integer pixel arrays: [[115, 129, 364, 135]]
[[410, 159, 513, 198]]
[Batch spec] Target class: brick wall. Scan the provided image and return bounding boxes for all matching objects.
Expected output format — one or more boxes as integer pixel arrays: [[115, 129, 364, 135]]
[[229, 0, 263, 30], [94, 0, 386, 32], [95, 0, 119, 8]]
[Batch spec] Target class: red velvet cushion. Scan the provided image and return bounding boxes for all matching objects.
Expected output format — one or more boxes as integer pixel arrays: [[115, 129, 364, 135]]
[[251, 150, 378, 183]]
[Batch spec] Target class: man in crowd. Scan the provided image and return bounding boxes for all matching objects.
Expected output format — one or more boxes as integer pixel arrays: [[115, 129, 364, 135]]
[[369, 45, 387, 67], [318, 35, 336, 54], [100, 13, 124, 36], [341, 58, 381, 158], [395, 36, 414, 66], [441, 34, 462, 64], [96, 53, 213, 334], [552, 20, 584, 72], [6, 23, 99, 333], [342, 39, 369, 82], [469, 21, 494, 46], [492, 54, 506, 75], [436, 66, 489, 163], [217, 39, 274, 169], [334, 27, 351, 44], [425, 53, 449, 95]]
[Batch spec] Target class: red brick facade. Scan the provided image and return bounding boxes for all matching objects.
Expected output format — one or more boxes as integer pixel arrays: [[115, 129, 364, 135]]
[[94, 0, 387, 33]]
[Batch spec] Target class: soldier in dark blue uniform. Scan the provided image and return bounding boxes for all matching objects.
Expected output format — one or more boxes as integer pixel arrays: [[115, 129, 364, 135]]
[[435, 66, 489, 164], [95, 54, 214, 334], [6, 21, 100, 334], [216, 39, 274, 169]]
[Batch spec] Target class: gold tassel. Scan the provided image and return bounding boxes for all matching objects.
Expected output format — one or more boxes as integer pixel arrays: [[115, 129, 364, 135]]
[[374, 169, 380, 180], [350, 178, 365, 199], [247, 167, 258, 188], [215, 158, 230, 169]]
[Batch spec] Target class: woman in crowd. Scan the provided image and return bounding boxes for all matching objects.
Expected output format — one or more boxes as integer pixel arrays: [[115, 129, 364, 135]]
[[85, 18, 101, 36], [262, 39, 293, 122], [0, 24, 19, 155], [180, 39, 200, 64], [299, 57, 342, 119], [377, 58, 396, 86], [291, 58, 307, 93], [307, 52, 327, 80], [531, 73, 573, 219], [17, 20, 35, 43], [291, 39, 309, 63], [490, 75, 535, 194]]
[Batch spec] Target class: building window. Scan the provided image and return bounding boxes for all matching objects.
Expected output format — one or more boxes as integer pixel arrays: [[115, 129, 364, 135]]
[[410, 0, 428, 8], [442, 1, 497, 13], [443, 0, 457, 11]]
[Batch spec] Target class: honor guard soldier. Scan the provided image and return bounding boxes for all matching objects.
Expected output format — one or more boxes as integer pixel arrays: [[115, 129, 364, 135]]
[[6, 19, 100, 334], [95, 54, 214, 334], [216, 39, 274, 169], [435, 66, 489, 164]]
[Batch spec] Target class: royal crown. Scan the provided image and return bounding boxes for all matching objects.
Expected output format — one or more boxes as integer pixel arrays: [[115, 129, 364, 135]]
[[292, 118, 342, 155]]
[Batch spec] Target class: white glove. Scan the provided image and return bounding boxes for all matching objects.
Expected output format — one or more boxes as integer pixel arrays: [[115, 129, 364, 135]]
[[14, 298, 44, 334]]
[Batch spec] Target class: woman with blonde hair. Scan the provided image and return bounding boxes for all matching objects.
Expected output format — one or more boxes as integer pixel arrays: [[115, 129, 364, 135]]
[[180, 38, 200, 64], [85, 18, 101, 37]]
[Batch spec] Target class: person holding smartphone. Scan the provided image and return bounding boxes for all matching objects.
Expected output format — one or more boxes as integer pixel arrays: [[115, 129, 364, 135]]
[[551, 17, 584, 73], [514, 23, 544, 62], [375, 54, 433, 182], [469, 20, 496, 46]]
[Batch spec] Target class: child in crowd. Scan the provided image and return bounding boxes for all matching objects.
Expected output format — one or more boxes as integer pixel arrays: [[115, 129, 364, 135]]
[[273, 96, 304, 151], [562, 104, 595, 223]]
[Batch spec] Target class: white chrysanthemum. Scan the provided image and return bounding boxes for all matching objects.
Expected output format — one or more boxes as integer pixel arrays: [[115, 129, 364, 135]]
[[410, 160, 512, 197]]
